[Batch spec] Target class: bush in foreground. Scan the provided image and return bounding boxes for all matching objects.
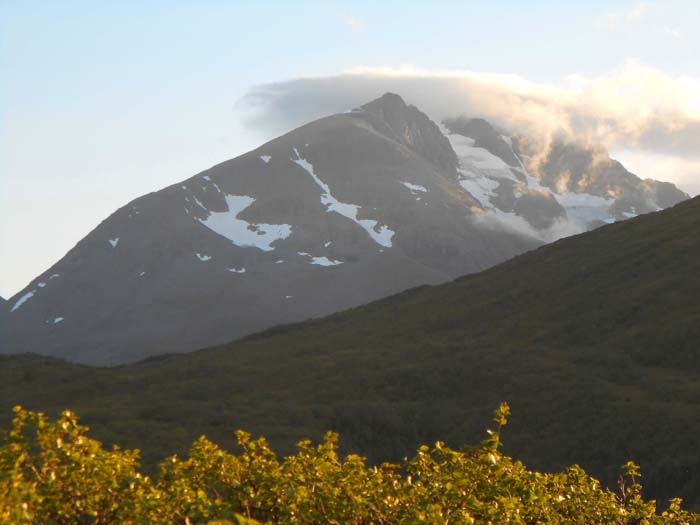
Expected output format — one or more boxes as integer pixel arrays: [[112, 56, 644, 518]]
[[0, 403, 697, 524]]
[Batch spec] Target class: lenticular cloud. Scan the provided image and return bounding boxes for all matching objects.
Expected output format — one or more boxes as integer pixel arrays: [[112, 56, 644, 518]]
[[238, 63, 700, 194]]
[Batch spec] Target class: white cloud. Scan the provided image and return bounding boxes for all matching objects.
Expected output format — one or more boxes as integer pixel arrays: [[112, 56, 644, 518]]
[[597, 2, 650, 30], [626, 2, 650, 22], [660, 25, 682, 38], [238, 62, 700, 195], [341, 15, 366, 32], [596, 2, 685, 40]]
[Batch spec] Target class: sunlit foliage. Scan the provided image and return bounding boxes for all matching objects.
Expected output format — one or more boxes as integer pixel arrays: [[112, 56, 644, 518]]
[[1, 404, 697, 525]]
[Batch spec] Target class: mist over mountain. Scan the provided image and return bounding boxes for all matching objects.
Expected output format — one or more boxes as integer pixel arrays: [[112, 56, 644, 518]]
[[240, 66, 700, 196], [443, 116, 687, 241], [0, 94, 688, 365]]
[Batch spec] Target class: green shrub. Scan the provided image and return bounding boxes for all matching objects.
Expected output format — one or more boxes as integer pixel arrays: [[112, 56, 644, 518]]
[[1, 404, 697, 524]]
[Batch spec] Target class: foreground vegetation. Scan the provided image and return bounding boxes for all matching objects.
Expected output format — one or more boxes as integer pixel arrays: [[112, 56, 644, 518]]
[[1, 404, 697, 525]]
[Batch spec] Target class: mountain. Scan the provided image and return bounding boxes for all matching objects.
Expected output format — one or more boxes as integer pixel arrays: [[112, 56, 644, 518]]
[[2, 195, 699, 505], [443, 116, 688, 239], [0, 93, 688, 365]]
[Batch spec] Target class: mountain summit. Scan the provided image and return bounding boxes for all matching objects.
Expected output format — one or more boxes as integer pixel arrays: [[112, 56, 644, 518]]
[[361, 93, 458, 175], [0, 94, 688, 364]]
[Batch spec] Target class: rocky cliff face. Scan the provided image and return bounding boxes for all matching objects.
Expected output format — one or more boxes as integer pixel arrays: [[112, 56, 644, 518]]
[[361, 93, 459, 176]]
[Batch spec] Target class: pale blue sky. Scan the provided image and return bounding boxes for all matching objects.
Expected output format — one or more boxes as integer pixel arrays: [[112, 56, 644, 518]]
[[2, 0, 699, 298]]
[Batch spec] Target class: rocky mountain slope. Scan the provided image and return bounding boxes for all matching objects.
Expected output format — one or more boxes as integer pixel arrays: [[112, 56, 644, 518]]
[[3, 195, 699, 505], [0, 93, 688, 364]]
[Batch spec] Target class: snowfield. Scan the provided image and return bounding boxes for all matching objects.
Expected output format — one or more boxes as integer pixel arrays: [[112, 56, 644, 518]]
[[445, 131, 619, 241], [292, 149, 394, 248], [197, 194, 292, 252]]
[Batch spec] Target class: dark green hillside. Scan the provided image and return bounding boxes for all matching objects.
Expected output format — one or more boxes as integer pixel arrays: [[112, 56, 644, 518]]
[[2, 197, 700, 505]]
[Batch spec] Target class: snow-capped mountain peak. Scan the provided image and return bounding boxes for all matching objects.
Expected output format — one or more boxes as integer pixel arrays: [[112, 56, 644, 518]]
[[0, 94, 688, 365]]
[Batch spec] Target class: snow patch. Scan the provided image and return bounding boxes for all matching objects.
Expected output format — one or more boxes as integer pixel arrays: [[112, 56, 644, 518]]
[[53, 317, 64, 324], [448, 133, 518, 180], [49, 274, 60, 279], [11, 291, 35, 312], [227, 267, 246, 273], [401, 181, 428, 193], [197, 194, 292, 251], [459, 177, 500, 207], [37, 282, 46, 288], [298, 251, 343, 267], [275, 259, 284, 264], [260, 155, 271, 163], [310, 256, 343, 267], [448, 130, 520, 212], [196, 253, 212, 261], [324, 241, 332, 247], [192, 195, 207, 210], [203, 175, 211, 181], [109, 238, 119, 248], [292, 148, 394, 248], [139, 271, 146, 277]]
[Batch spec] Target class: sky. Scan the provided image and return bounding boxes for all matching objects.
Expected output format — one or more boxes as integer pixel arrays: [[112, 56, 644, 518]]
[[1, 0, 699, 298]]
